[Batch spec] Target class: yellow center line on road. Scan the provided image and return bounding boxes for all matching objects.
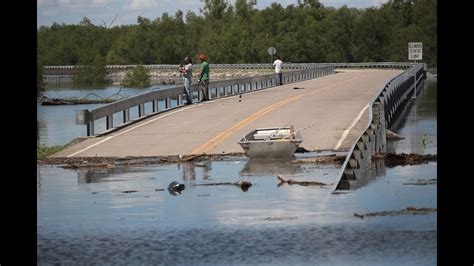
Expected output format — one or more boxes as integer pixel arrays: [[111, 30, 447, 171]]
[[67, 72, 365, 157], [191, 95, 304, 154], [191, 74, 363, 155]]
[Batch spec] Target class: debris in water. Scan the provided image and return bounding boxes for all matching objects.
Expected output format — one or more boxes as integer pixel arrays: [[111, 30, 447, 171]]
[[403, 178, 437, 185], [193, 180, 252, 192], [383, 153, 437, 166], [40, 96, 116, 106], [264, 216, 297, 221], [168, 181, 185, 195], [353, 206, 437, 219], [291, 155, 346, 163], [386, 129, 404, 140], [277, 174, 330, 187]]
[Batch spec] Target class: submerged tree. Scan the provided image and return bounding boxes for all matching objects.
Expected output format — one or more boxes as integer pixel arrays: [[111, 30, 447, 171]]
[[121, 65, 151, 88], [73, 52, 111, 87]]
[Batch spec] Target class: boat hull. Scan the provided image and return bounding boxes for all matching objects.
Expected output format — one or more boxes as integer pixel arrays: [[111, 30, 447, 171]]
[[239, 139, 302, 158], [238, 126, 302, 158]]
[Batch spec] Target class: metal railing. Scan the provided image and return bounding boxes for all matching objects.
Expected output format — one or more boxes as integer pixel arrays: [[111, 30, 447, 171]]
[[76, 65, 335, 136], [334, 63, 426, 191], [43, 63, 315, 75], [43, 62, 414, 74]]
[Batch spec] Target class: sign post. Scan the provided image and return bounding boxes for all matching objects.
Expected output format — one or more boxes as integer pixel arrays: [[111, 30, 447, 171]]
[[408, 42, 422, 62], [408, 42, 422, 98], [268, 46, 276, 63]]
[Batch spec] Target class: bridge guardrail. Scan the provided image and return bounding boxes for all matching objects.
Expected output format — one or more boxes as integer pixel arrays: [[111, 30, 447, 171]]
[[334, 63, 426, 191], [43, 62, 415, 74], [76, 65, 335, 136]]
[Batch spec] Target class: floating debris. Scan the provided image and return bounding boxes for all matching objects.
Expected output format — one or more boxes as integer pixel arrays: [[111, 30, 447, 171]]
[[63, 162, 115, 169], [403, 178, 437, 185], [277, 174, 330, 187], [382, 153, 437, 166], [168, 181, 185, 195], [354, 206, 437, 219], [180, 153, 206, 162], [264, 216, 297, 221], [386, 129, 405, 140], [122, 190, 138, 193], [291, 155, 346, 164], [40, 96, 116, 106], [193, 180, 252, 192], [332, 191, 349, 195]]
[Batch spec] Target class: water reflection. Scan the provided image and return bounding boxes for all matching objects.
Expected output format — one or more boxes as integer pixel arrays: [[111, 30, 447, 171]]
[[388, 80, 437, 155], [37, 85, 174, 146], [77, 168, 132, 184], [178, 161, 211, 181], [343, 159, 387, 190], [239, 158, 303, 176]]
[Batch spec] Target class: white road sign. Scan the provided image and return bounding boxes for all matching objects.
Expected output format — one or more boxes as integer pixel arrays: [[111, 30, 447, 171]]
[[268, 47, 276, 56], [408, 42, 422, 60]]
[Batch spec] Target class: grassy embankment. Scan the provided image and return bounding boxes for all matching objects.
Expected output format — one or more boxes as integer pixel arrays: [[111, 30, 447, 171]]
[[37, 143, 66, 160]]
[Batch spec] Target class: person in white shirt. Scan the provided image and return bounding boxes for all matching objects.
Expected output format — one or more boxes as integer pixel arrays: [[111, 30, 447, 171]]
[[273, 55, 283, 86], [178, 56, 193, 104]]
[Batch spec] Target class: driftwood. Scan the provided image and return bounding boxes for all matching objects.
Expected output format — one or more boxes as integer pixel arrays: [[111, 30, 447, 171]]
[[403, 178, 437, 185], [180, 153, 206, 162], [277, 174, 329, 187], [193, 181, 252, 192], [354, 206, 437, 219], [383, 153, 437, 165], [40, 97, 115, 105], [386, 129, 405, 140], [63, 162, 115, 169], [291, 155, 346, 164]]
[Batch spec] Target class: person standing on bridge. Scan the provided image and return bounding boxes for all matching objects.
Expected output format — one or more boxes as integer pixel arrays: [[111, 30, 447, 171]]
[[178, 56, 194, 105], [197, 53, 210, 101], [273, 55, 283, 86]]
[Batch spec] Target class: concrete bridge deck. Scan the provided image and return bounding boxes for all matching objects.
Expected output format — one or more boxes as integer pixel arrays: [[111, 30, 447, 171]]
[[52, 69, 402, 158]]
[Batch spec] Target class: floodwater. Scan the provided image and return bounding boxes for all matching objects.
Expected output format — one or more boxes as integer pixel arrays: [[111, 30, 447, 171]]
[[37, 80, 437, 265], [37, 85, 173, 146], [389, 80, 437, 154]]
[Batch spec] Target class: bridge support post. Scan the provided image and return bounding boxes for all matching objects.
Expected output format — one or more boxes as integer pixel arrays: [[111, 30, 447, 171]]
[[152, 100, 159, 113], [106, 115, 113, 130], [372, 102, 387, 154], [123, 109, 130, 123], [138, 104, 145, 117], [87, 121, 94, 136]]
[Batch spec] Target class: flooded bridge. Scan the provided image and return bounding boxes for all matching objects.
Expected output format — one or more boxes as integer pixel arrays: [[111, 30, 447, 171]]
[[52, 63, 424, 159]]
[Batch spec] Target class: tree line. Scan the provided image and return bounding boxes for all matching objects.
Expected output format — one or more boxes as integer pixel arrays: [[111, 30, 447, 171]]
[[37, 0, 436, 72]]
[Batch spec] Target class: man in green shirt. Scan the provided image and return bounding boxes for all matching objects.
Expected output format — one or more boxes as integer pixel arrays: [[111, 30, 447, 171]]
[[198, 54, 209, 101]]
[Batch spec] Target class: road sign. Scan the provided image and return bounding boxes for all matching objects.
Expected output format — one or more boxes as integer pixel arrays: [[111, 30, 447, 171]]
[[408, 42, 422, 61], [267, 47, 276, 56]]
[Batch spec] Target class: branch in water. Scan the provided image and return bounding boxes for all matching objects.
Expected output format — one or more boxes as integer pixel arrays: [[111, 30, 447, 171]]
[[277, 174, 329, 187]]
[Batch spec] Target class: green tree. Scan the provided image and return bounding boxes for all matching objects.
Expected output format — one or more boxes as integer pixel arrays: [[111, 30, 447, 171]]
[[73, 52, 110, 86], [121, 65, 151, 88], [37, 0, 437, 67]]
